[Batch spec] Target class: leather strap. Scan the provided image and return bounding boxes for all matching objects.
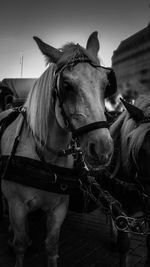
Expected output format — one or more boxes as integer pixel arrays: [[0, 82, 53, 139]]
[[0, 155, 81, 194], [72, 121, 109, 137]]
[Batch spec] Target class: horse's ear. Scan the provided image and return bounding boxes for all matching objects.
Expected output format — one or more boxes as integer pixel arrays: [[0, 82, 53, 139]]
[[33, 36, 62, 63], [120, 98, 145, 121], [86, 31, 100, 60]]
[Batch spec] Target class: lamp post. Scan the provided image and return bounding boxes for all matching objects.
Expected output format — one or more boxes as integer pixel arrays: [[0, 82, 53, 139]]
[[20, 52, 24, 78]]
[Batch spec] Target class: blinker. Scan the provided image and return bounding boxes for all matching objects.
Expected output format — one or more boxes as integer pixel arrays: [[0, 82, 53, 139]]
[[104, 68, 117, 98]]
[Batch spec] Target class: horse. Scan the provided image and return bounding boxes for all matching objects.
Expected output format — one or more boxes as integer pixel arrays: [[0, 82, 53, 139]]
[[0, 31, 116, 267], [110, 95, 150, 209], [108, 94, 150, 266]]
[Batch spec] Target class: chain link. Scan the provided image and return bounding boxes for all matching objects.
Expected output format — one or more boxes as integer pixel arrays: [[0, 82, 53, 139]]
[[78, 174, 150, 236]]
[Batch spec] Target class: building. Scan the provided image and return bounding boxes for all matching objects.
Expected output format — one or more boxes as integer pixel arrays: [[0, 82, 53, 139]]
[[112, 24, 150, 99]]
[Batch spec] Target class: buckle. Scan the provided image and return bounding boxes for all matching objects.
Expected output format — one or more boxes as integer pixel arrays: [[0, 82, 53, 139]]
[[115, 215, 129, 231], [60, 184, 68, 191]]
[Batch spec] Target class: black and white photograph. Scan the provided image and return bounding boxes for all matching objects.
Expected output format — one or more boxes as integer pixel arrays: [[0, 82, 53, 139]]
[[0, 0, 150, 266]]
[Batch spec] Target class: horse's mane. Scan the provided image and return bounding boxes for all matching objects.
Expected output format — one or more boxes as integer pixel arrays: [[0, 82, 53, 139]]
[[110, 111, 127, 177], [24, 42, 94, 151], [25, 65, 56, 150], [111, 94, 150, 176]]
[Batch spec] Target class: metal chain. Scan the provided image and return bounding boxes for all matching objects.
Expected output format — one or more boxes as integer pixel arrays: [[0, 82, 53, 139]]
[[79, 174, 150, 236]]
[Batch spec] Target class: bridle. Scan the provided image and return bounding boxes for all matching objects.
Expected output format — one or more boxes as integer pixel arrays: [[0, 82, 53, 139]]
[[54, 58, 110, 138], [33, 57, 114, 160], [40, 57, 113, 159]]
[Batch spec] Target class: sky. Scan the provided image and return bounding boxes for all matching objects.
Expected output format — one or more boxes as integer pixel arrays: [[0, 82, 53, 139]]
[[0, 0, 150, 80]]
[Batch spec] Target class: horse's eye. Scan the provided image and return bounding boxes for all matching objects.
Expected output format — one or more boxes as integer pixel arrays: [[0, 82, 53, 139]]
[[63, 82, 75, 93]]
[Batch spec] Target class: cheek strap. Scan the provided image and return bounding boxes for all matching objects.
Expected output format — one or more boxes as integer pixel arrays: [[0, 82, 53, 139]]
[[55, 99, 67, 130]]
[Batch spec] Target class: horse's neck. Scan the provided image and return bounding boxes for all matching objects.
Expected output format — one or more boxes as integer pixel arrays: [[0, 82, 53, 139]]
[[109, 134, 122, 178]]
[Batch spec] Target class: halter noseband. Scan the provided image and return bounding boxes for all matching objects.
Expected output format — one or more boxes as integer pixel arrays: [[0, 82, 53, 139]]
[[54, 58, 109, 137]]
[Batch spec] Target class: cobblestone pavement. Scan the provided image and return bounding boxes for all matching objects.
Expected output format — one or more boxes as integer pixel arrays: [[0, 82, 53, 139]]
[[0, 207, 148, 267]]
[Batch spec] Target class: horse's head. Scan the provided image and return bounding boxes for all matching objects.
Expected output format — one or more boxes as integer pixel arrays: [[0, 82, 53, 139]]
[[33, 32, 116, 170]]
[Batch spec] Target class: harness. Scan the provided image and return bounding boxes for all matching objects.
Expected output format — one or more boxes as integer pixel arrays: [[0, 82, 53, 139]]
[[0, 108, 85, 194], [0, 58, 112, 203], [1, 59, 149, 235], [1, 108, 150, 235], [0, 107, 120, 214]]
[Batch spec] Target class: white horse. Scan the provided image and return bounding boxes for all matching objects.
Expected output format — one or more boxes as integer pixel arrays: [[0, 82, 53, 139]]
[[0, 31, 115, 267]]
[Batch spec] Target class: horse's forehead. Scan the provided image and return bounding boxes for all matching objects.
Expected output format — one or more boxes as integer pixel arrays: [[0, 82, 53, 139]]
[[63, 63, 105, 83]]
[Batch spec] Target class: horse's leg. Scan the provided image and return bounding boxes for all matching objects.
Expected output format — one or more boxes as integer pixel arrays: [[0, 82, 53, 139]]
[[9, 199, 29, 267], [45, 197, 69, 267]]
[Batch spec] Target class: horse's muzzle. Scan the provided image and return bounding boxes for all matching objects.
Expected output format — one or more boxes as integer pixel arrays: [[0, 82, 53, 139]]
[[84, 134, 114, 169]]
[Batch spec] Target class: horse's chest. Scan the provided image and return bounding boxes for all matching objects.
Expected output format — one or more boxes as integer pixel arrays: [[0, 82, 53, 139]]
[[2, 180, 67, 211]]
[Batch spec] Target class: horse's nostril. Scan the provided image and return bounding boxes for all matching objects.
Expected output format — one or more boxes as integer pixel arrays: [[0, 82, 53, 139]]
[[88, 140, 113, 165], [89, 143, 97, 157]]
